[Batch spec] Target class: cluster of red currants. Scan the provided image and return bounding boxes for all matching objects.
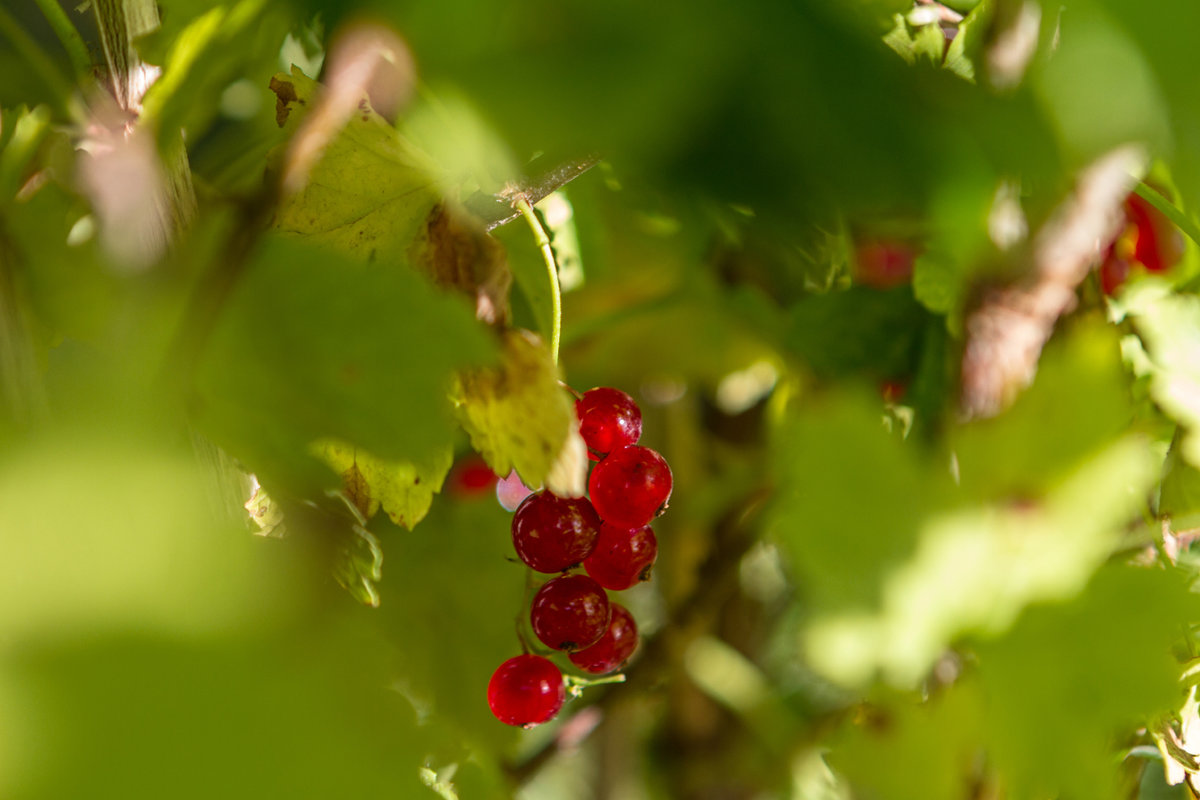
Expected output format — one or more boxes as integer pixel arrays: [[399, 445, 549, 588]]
[[487, 388, 673, 728]]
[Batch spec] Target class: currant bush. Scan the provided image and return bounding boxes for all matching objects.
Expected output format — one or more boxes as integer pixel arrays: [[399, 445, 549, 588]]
[[530, 574, 611, 652], [487, 654, 566, 727]]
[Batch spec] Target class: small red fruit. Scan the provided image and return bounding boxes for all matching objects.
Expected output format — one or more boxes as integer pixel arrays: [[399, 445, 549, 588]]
[[854, 239, 916, 289], [584, 523, 658, 591], [576, 387, 642, 460], [511, 491, 602, 573], [569, 603, 639, 675], [530, 574, 611, 652], [487, 654, 565, 727], [448, 455, 498, 498], [588, 445, 673, 529], [1099, 191, 1184, 295]]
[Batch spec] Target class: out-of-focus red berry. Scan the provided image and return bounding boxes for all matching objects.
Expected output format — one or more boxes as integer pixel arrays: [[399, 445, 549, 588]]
[[880, 379, 908, 405], [448, 455, 498, 498], [1100, 191, 1184, 295], [854, 240, 917, 289]]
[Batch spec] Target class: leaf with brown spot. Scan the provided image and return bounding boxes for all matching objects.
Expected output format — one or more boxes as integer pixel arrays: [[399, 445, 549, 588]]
[[451, 330, 585, 496], [312, 439, 454, 531], [267, 68, 509, 322]]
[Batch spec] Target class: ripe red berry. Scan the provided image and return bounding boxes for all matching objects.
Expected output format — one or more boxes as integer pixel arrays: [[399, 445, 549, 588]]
[[588, 445, 673, 529], [487, 654, 565, 727], [568, 603, 638, 675], [584, 523, 658, 591], [576, 387, 643, 459], [530, 574, 611, 652], [512, 491, 602, 573]]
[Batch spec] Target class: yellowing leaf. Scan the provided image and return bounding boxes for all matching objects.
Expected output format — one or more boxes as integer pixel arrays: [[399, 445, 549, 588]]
[[312, 439, 453, 530], [452, 329, 585, 495], [267, 68, 509, 319]]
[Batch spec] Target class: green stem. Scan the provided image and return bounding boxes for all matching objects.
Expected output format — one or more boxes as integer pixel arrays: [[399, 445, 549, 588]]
[[33, 0, 91, 80], [1133, 182, 1200, 251], [0, 5, 76, 111], [514, 195, 561, 364]]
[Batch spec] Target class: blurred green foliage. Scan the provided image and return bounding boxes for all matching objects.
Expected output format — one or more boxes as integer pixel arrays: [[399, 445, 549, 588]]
[[5, 0, 1200, 798]]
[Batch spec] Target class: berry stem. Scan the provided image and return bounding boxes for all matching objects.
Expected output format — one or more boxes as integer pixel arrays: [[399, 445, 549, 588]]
[[514, 195, 562, 364], [1133, 182, 1200, 253], [564, 672, 626, 698]]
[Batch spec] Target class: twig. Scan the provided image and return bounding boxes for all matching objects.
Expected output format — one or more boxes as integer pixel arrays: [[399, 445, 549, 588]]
[[960, 145, 1144, 418]]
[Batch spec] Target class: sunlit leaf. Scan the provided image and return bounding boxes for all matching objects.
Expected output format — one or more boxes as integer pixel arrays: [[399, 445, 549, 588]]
[[451, 329, 584, 495], [1116, 280, 1200, 468], [313, 439, 453, 530], [974, 565, 1199, 800], [194, 235, 496, 491]]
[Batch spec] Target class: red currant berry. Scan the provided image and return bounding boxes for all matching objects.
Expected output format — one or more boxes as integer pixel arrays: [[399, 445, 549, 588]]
[[530, 574, 611, 652], [512, 491, 602, 573], [448, 455, 498, 498], [568, 603, 638, 675], [854, 239, 916, 289], [584, 523, 658, 591], [1125, 193, 1183, 273], [588, 445, 673, 529], [576, 387, 643, 459], [487, 654, 565, 727]]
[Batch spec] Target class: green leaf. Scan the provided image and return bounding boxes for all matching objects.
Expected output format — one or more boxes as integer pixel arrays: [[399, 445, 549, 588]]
[[1160, 439, 1200, 529], [193, 235, 497, 491], [802, 433, 1157, 687], [1, 622, 427, 799], [313, 439, 453, 530], [830, 682, 985, 800], [772, 323, 1156, 688], [451, 329, 583, 494], [883, 14, 946, 67], [0, 425, 307, 643], [1031, 6, 1170, 165], [0, 104, 51, 203], [975, 565, 1200, 800], [268, 68, 510, 317], [768, 391, 955, 617], [784, 286, 930, 380], [140, 0, 289, 149], [951, 321, 1134, 499], [943, 0, 992, 83], [1116, 280, 1200, 469]]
